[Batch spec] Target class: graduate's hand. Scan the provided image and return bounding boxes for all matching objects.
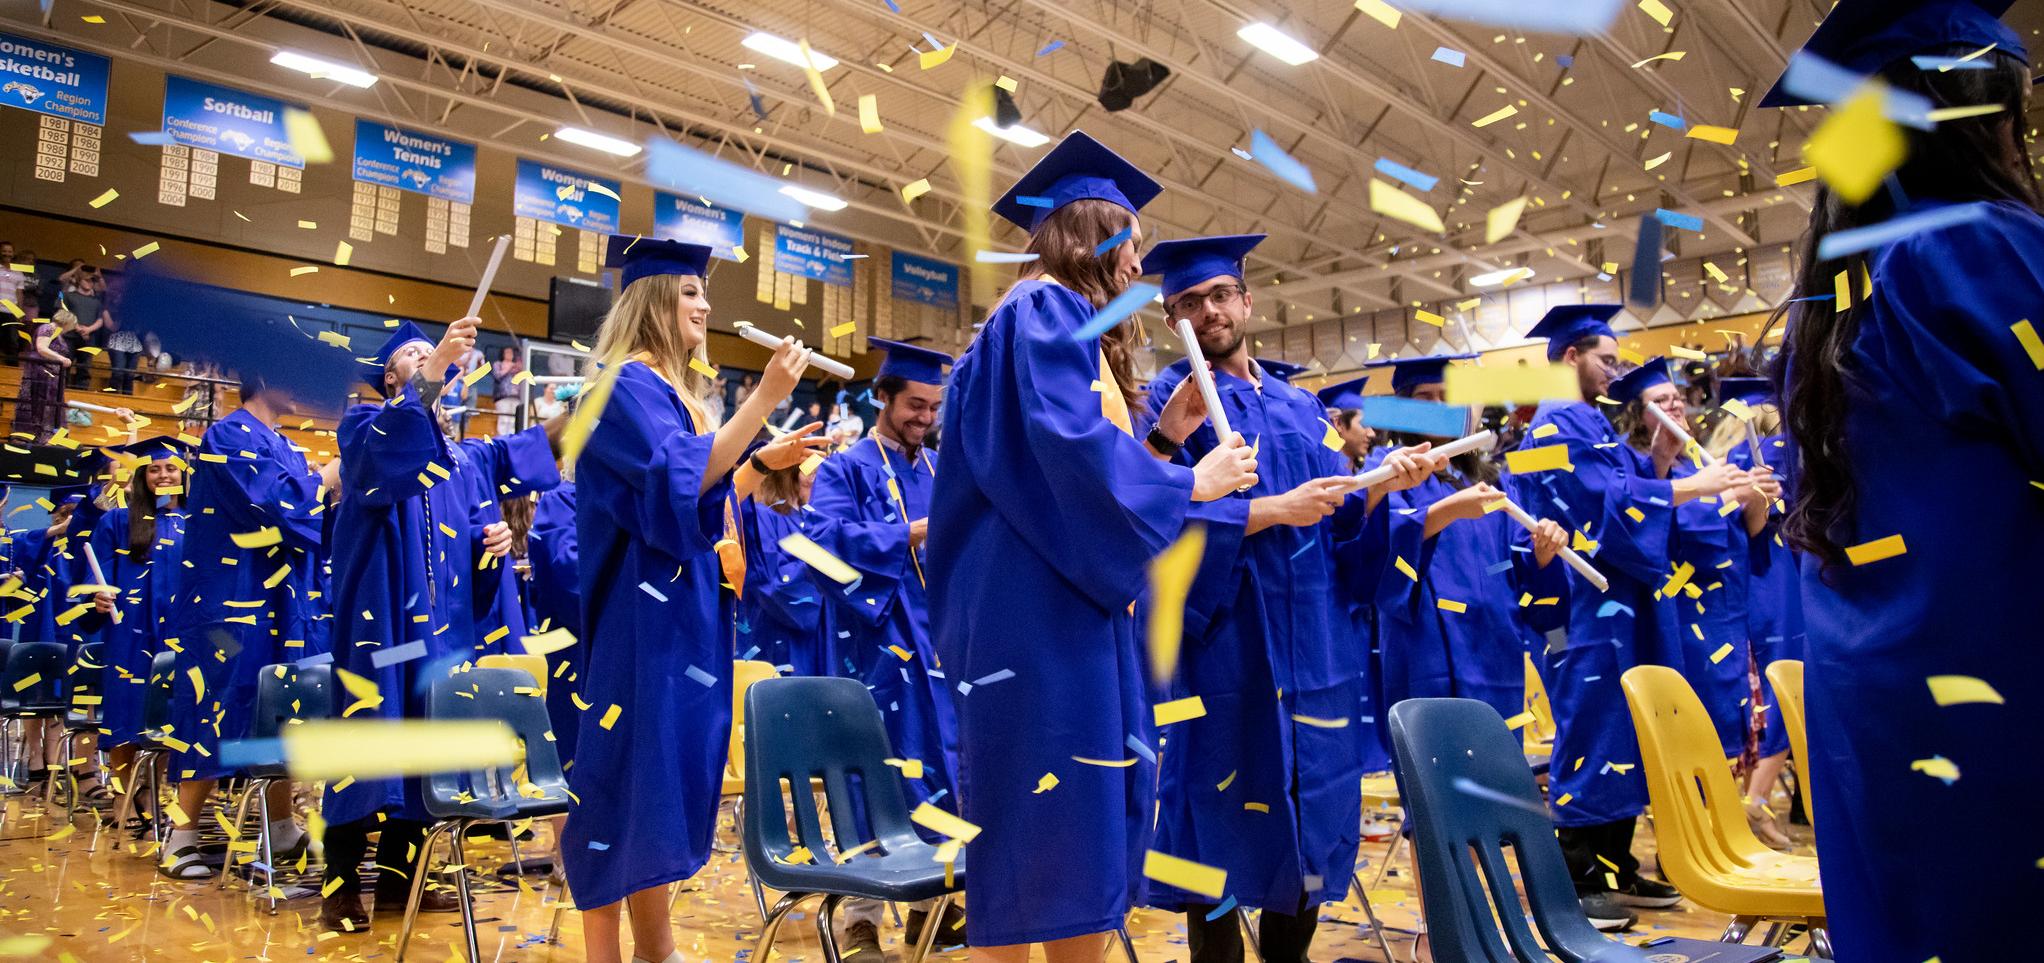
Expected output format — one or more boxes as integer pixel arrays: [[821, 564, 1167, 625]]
[[113, 406, 135, 423], [1687, 460, 1747, 497], [427, 316, 481, 376], [1156, 375, 1208, 445], [93, 591, 115, 614], [1248, 478, 1350, 533], [908, 517, 929, 548], [317, 457, 341, 494], [1738, 465, 1782, 507], [754, 422, 830, 470], [482, 521, 514, 558], [1530, 518, 1568, 568], [1423, 482, 1502, 538], [1192, 434, 1257, 502], [757, 338, 814, 405], [1369, 444, 1441, 499]]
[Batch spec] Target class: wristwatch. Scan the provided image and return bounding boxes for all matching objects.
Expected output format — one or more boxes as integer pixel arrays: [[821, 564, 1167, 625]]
[[748, 452, 771, 474], [1146, 425, 1182, 457]]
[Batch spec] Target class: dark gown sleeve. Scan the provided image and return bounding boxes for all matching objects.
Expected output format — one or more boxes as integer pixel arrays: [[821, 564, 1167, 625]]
[[1514, 406, 1675, 585], [740, 502, 827, 631], [582, 364, 726, 558], [955, 284, 1246, 615], [201, 422, 327, 553], [1508, 518, 1571, 633], [803, 455, 912, 584], [457, 425, 562, 501]]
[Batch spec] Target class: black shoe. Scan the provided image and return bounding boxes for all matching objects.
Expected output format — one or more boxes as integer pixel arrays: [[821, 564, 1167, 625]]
[[375, 880, 466, 916], [1612, 875, 1683, 909], [319, 890, 370, 933], [839, 919, 887, 961], [1578, 891, 1637, 932], [904, 903, 968, 948]]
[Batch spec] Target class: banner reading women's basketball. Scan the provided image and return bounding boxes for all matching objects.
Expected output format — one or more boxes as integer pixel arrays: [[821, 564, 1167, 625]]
[[0, 32, 110, 125]]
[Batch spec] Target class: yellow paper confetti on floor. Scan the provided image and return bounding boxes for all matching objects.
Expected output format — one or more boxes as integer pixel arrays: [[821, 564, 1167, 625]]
[[1143, 850, 1227, 899], [1153, 695, 1207, 727], [1369, 179, 1445, 232], [1686, 125, 1737, 145], [1844, 533, 1906, 566], [1926, 675, 2003, 707], [281, 719, 520, 780], [1444, 363, 1575, 407], [2010, 320, 2044, 370], [1484, 197, 1527, 244], [1146, 524, 1207, 686], [1806, 87, 1903, 205], [1471, 104, 1517, 128], [1505, 445, 1573, 475], [910, 802, 982, 842]]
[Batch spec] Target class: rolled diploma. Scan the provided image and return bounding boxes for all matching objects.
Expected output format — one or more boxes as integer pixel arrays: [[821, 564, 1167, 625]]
[[465, 234, 512, 319], [1336, 429, 1497, 492], [735, 324, 856, 380], [1496, 496, 1610, 592], [82, 542, 122, 623], [1173, 317, 1233, 442], [1647, 403, 1716, 466]]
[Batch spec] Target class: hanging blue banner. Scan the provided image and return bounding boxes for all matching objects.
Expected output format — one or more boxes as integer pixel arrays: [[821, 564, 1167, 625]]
[[161, 75, 304, 168], [513, 158, 620, 233], [890, 252, 959, 309], [774, 224, 855, 287], [653, 191, 744, 262], [0, 32, 110, 126], [352, 119, 477, 203]]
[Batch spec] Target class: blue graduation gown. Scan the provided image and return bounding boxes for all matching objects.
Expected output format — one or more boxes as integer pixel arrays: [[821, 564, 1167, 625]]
[[1512, 401, 1681, 827], [322, 391, 559, 826], [1725, 436, 1795, 757], [733, 495, 829, 677], [1377, 469, 1569, 724], [525, 484, 584, 765], [83, 506, 187, 747], [463, 469, 532, 658], [1796, 199, 2044, 962], [168, 409, 329, 781], [1138, 359, 1417, 914], [804, 436, 958, 806], [1666, 459, 1757, 757], [13, 526, 68, 645], [926, 280, 1248, 946], [561, 362, 732, 910]]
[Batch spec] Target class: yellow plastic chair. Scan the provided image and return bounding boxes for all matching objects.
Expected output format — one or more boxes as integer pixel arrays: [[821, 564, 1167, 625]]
[[1621, 665, 1829, 950], [724, 660, 781, 796], [1522, 652, 1556, 756], [477, 654, 548, 696], [1765, 659, 1812, 826]]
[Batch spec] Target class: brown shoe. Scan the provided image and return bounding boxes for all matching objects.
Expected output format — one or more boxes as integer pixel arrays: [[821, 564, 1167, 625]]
[[375, 880, 466, 916], [839, 919, 887, 961], [904, 902, 968, 948], [319, 890, 370, 933]]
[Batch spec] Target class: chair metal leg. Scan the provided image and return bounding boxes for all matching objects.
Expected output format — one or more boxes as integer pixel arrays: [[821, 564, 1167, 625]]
[[1720, 915, 1758, 943], [750, 874, 769, 923], [1809, 925, 1833, 959], [813, 893, 845, 963], [218, 778, 260, 892], [448, 830, 481, 963], [1350, 872, 1398, 963], [906, 892, 954, 963], [1114, 925, 1141, 963], [1236, 906, 1265, 962], [1371, 820, 1405, 887], [258, 787, 280, 915], [395, 820, 457, 963], [752, 890, 824, 963], [1759, 922, 1785, 947], [545, 868, 569, 944]]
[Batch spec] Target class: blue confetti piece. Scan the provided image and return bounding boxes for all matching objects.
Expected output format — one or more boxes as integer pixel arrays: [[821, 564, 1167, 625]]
[[1780, 51, 1934, 129], [1450, 776, 1550, 815], [883, 0, 899, 10], [1093, 225, 1133, 256], [1125, 733, 1157, 765], [956, 681, 974, 696], [1015, 195, 1056, 208], [1596, 600, 1634, 618], [1430, 47, 1467, 68], [1814, 202, 1990, 260], [740, 644, 761, 660], [1358, 395, 1469, 438], [370, 638, 428, 668], [928, 788, 949, 804], [644, 137, 811, 222], [1655, 208, 1704, 232], [220, 738, 284, 769], [1372, 157, 1438, 192], [1205, 896, 1239, 921], [1485, 560, 1514, 575], [686, 664, 718, 687], [1557, 55, 1574, 69], [1386, 0, 1621, 33], [920, 32, 946, 52], [1036, 40, 1065, 57], [640, 581, 670, 602], [972, 668, 1017, 686], [1628, 213, 1662, 309], [1248, 128, 1316, 193], [296, 651, 334, 668], [1909, 55, 1991, 71], [128, 130, 176, 146], [1647, 110, 1687, 130], [1072, 282, 1161, 340], [587, 840, 611, 851]]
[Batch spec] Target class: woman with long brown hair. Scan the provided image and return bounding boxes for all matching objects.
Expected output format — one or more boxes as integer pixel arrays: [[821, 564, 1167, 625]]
[[926, 132, 1257, 962], [1762, 2, 2041, 957]]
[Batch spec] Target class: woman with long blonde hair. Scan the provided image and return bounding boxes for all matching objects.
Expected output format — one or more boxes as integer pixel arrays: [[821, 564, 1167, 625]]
[[562, 237, 828, 963]]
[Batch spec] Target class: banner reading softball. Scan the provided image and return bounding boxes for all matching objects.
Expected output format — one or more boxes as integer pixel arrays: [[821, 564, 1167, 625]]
[[512, 158, 620, 233], [161, 74, 304, 168]]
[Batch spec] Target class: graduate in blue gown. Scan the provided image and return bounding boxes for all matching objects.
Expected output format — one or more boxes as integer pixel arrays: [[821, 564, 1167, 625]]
[[1511, 309, 1747, 926], [524, 483, 583, 764], [1365, 356, 1571, 726], [730, 468, 828, 677], [1765, 5, 2041, 956], [563, 237, 828, 963], [317, 317, 561, 929], [925, 132, 1261, 957], [1132, 235, 1443, 962], [1315, 380, 1395, 776]]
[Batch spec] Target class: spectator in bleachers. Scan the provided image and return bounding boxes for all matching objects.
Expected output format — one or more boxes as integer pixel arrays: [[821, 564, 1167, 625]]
[[106, 312, 144, 395], [56, 265, 108, 389], [490, 345, 522, 435], [13, 304, 76, 443], [0, 243, 25, 365]]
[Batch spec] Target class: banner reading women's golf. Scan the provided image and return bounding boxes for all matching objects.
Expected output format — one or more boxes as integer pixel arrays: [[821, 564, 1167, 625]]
[[353, 120, 476, 203], [653, 191, 744, 262], [891, 252, 959, 309], [774, 224, 855, 287], [0, 32, 110, 125], [512, 158, 620, 233], [161, 74, 304, 167]]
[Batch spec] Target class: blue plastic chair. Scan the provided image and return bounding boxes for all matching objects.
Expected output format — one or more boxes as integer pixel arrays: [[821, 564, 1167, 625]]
[[50, 642, 104, 818], [1389, 697, 1657, 963], [742, 676, 963, 963], [219, 663, 333, 910], [395, 666, 570, 963], [120, 651, 179, 847], [0, 641, 70, 795]]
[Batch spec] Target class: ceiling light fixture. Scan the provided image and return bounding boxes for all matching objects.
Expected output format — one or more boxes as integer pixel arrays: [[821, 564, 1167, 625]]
[[972, 116, 1051, 147], [741, 32, 839, 71], [554, 126, 642, 157], [1237, 23, 1319, 66], [778, 184, 849, 211], [270, 50, 378, 88]]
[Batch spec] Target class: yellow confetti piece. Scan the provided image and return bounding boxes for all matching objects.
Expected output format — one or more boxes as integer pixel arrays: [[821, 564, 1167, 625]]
[[901, 178, 933, 203], [858, 94, 883, 133], [315, 330, 352, 351], [1292, 714, 1350, 728], [1834, 270, 1854, 311], [522, 627, 578, 656], [1369, 179, 1445, 232], [1775, 166, 1818, 187], [0, 935, 52, 956], [1394, 556, 1418, 581], [1631, 51, 1686, 68], [1144, 850, 1227, 899], [1926, 103, 2004, 123], [1686, 125, 1737, 145], [1668, 345, 1708, 361], [1643, 151, 1672, 171], [1355, 0, 1401, 29], [1031, 772, 1061, 794], [230, 527, 282, 549], [1153, 696, 1207, 727], [0, 299, 18, 318], [1910, 755, 1960, 782], [1147, 525, 1207, 686], [1073, 755, 1137, 767], [290, 266, 319, 277], [1703, 261, 1729, 283], [1926, 675, 2002, 707], [1806, 87, 1903, 205], [1484, 197, 1527, 244], [1661, 561, 1695, 597], [1531, 423, 1559, 439], [1845, 533, 1906, 566], [1638, 0, 1673, 26], [283, 108, 333, 164], [1471, 104, 1518, 128], [132, 241, 160, 259], [463, 364, 490, 388], [1414, 309, 1444, 327], [1436, 598, 1468, 614], [1244, 801, 1270, 813], [597, 703, 624, 730], [778, 531, 860, 584], [910, 802, 982, 841], [10, 672, 39, 692], [830, 322, 857, 338], [884, 757, 925, 779], [688, 357, 719, 379], [1709, 642, 1734, 664], [1444, 363, 1576, 407], [1554, 792, 1573, 806], [2010, 320, 2044, 370], [282, 719, 520, 780], [1506, 445, 1573, 475], [920, 44, 957, 70], [334, 241, 353, 266], [1322, 421, 1344, 451], [88, 188, 119, 208], [1503, 711, 1534, 730]]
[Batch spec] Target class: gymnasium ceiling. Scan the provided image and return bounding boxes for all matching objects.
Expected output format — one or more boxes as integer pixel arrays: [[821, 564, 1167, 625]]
[[14, 0, 2044, 331]]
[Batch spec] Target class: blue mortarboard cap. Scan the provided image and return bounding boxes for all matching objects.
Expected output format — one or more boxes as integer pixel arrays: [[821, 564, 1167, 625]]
[[50, 483, 91, 506], [1718, 377, 1774, 406], [1141, 234, 1266, 300], [992, 131, 1163, 233], [1363, 352, 1480, 394], [606, 235, 714, 288], [1316, 376, 1371, 411], [115, 268, 361, 412], [111, 435, 192, 461], [1526, 303, 1623, 360], [1762, 1, 2022, 108], [1257, 359, 1307, 383], [1608, 357, 1673, 404], [867, 337, 953, 385], [365, 321, 440, 396]]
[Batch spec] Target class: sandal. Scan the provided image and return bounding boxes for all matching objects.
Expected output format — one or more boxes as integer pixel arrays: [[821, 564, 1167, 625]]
[[159, 841, 218, 880], [68, 772, 113, 804]]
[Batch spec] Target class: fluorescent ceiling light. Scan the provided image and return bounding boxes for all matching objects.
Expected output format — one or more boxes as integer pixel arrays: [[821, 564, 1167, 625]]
[[555, 126, 642, 157], [971, 116, 1051, 147], [779, 184, 849, 211], [1470, 267, 1535, 287], [742, 32, 839, 71], [1237, 23, 1319, 66], [270, 50, 378, 88]]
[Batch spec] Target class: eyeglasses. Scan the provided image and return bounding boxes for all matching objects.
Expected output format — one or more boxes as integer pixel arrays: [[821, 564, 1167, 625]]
[[1167, 284, 1244, 317]]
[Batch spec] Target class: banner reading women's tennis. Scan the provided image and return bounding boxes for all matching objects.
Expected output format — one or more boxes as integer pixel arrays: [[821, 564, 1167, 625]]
[[352, 120, 476, 203], [513, 159, 620, 232], [161, 75, 304, 167], [0, 32, 110, 125]]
